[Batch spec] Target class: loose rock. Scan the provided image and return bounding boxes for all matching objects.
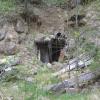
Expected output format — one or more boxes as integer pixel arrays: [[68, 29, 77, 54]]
[[14, 20, 28, 34], [4, 42, 18, 55], [0, 25, 7, 41]]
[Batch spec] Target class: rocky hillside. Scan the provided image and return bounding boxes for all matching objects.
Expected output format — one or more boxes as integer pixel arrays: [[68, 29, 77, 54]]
[[0, 0, 100, 100]]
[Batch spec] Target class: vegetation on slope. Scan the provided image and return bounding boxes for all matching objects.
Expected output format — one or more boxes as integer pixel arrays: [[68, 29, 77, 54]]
[[0, 0, 100, 100], [0, 0, 15, 13]]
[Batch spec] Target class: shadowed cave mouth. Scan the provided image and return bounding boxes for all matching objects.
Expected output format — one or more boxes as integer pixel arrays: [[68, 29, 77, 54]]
[[34, 33, 66, 63]]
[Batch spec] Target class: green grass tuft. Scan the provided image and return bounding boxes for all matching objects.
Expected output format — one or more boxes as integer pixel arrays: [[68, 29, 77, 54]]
[[0, 0, 15, 13]]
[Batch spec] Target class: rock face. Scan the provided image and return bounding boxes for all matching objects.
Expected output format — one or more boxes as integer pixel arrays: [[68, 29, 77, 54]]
[[0, 25, 7, 41], [14, 19, 28, 34], [0, 41, 5, 53], [4, 42, 18, 55], [0, 24, 19, 55], [4, 25, 19, 55]]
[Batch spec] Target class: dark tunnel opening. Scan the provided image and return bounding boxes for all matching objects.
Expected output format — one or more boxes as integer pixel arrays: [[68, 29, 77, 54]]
[[34, 33, 66, 63]]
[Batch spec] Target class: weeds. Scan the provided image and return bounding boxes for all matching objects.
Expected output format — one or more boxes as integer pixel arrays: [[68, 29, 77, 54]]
[[0, 0, 15, 13]]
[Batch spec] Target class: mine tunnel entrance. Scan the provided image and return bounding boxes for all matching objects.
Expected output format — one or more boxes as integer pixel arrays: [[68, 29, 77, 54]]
[[34, 33, 66, 63]]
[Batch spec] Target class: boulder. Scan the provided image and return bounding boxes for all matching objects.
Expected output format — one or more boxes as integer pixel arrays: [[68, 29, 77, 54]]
[[3, 25, 19, 55], [0, 25, 7, 41], [0, 41, 19, 55], [4, 42, 18, 55], [0, 41, 5, 54], [18, 33, 26, 44], [14, 20, 28, 34], [0, 31, 6, 41]]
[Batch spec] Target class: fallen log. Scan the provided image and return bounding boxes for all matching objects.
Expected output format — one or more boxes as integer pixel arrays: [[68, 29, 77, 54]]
[[49, 68, 100, 94], [53, 57, 93, 77]]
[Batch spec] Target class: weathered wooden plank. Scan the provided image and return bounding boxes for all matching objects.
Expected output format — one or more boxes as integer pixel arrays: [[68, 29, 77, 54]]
[[49, 69, 100, 93], [53, 58, 93, 77]]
